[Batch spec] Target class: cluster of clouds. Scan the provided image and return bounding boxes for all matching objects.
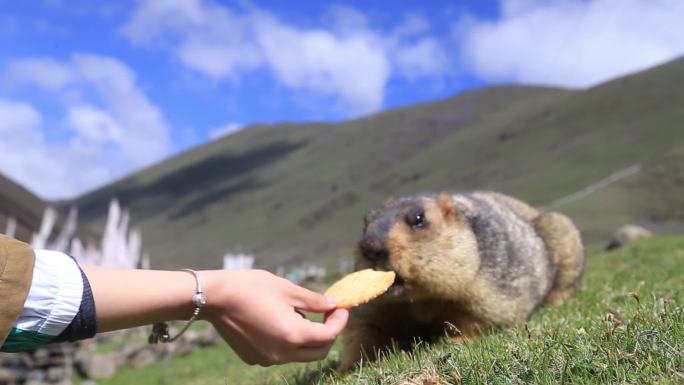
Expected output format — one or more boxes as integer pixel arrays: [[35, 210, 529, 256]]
[[459, 0, 684, 87], [2, 0, 684, 199], [119, 1, 450, 115], [1, 54, 170, 198]]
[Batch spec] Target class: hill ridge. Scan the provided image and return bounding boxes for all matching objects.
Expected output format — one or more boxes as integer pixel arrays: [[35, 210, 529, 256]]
[[63, 57, 684, 269]]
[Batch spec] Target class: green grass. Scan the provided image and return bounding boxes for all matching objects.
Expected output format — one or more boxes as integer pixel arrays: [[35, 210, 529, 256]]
[[99, 236, 684, 385], [97, 342, 284, 385]]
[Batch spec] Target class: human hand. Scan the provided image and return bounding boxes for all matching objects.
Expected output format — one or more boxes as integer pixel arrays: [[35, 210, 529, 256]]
[[201, 269, 349, 366]]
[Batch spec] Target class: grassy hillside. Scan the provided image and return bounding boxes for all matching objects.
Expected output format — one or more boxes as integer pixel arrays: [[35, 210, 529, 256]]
[[96, 235, 684, 385], [71, 57, 684, 269], [0, 172, 46, 242], [555, 148, 684, 242]]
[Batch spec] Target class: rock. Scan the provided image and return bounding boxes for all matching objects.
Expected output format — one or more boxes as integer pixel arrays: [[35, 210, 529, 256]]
[[168, 338, 194, 358], [198, 327, 221, 347], [0, 368, 18, 384], [605, 224, 653, 250], [128, 347, 160, 369], [120, 342, 146, 361], [53, 380, 75, 385], [30, 348, 50, 367], [1, 344, 77, 384], [45, 354, 70, 367], [76, 352, 119, 380], [182, 330, 201, 345], [25, 369, 45, 383], [46, 366, 70, 383], [0, 353, 31, 369]]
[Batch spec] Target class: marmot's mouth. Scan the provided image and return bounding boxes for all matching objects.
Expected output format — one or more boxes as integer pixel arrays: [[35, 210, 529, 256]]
[[386, 274, 406, 296]]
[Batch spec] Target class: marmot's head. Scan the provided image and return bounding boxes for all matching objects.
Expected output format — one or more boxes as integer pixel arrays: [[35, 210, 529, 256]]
[[357, 193, 479, 301]]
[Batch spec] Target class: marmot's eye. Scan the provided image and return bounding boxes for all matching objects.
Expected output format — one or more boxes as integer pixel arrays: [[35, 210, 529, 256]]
[[406, 212, 426, 229]]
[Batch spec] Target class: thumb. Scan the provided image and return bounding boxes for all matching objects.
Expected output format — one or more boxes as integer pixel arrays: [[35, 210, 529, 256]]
[[297, 308, 350, 348], [289, 284, 337, 313], [323, 308, 349, 335]]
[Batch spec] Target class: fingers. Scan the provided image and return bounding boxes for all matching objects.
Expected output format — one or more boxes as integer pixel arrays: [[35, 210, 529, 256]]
[[288, 284, 337, 312], [291, 345, 334, 362], [295, 308, 349, 347], [289, 311, 349, 362]]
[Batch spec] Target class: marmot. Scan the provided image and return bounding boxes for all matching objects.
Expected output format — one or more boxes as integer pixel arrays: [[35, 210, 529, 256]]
[[340, 191, 585, 370]]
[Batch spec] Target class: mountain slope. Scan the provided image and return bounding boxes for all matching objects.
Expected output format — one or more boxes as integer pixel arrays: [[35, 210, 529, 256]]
[[0, 173, 46, 242], [72, 57, 684, 269]]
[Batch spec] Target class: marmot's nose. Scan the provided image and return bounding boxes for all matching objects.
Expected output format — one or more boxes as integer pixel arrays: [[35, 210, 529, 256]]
[[360, 237, 389, 265]]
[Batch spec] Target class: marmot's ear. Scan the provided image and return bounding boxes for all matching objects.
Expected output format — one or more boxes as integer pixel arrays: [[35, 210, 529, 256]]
[[438, 193, 461, 222]]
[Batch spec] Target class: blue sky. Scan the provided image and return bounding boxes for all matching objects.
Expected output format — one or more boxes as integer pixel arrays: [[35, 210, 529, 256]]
[[1, 0, 683, 199]]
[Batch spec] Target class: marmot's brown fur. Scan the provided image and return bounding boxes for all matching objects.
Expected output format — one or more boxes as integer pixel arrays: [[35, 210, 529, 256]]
[[340, 191, 584, 370]]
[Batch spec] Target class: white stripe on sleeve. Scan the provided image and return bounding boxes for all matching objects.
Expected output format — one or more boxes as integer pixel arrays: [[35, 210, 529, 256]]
[[15, 250, 84, 337]]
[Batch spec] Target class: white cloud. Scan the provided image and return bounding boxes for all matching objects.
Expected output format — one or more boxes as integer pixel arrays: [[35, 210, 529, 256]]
[[2, 54, 172, 199], [392, 37, 450, 80], [120, 1, 449, 116], [177, 36, 262, 80], [71, 54, 170, 164], [0, 99, 86, 199], [67, 104, 123, 144], [391, 13, 430, 40], [322, 4, 369, 35], [121, 0, 263, 80], [209, 122, 243, 140], [119, 0, 210, 44], [6, 58, 75, 90], [458, 0, 684, 88], [251, 12, 390, 114], [0, 100, 43, 146]]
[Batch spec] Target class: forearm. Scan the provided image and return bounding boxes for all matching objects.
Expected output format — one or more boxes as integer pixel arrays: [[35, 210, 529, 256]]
[[81, 265, 200, 332], [4, 251, 348, 363]]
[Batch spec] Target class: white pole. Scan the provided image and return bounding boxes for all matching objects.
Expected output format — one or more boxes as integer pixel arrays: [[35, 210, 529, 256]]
[[52, 207, 78, 252], [5, 217, 16, 238], [101, 200, 121, 267], [32, 207, 57, 250]]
